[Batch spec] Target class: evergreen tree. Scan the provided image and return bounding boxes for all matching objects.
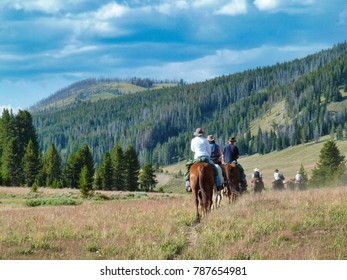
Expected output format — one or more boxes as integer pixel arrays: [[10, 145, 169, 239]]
[[0, 109, 17, 184], [99, 152, 114, 190], [22, 139, 41, 187], [1, 137, 20, 186], [111, 143, 125, 190], [139, 162, 158, 192], [124, 145, 140, 191], [43, 143, 62, 187], [0, 109, 16, 157], [75, 144, 95, 186], [63, 153, 79, 188], [94, 165, 103, 190], [15, 110, 39, 163], [310, 140, 346, 187], [298, 163, 308, 184], [79, 165, 94, 198]]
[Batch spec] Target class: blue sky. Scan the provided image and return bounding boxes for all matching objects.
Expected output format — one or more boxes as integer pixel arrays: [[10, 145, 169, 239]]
[[1, 0, 347, 111]]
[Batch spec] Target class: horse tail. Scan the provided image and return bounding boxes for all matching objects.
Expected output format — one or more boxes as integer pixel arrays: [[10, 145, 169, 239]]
[[198, 165, 208, 212]]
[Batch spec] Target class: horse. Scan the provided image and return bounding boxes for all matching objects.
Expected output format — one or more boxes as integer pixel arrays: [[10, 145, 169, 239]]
[[223, 163, 243, 204], [286, 178, 307, 191], [272, 179, 285, 190], [211, 164, 224, 209], [251, 178, 265, 193], [286, 179, 296, 191], [189, 161, 215, 222]]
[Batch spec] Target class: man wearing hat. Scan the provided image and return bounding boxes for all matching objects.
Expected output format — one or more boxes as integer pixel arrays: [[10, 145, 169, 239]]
[[251, 168, 264, 189], [185, 128, 222, 192], [222, 137, 239, 164], [222, 137, 247, 191]]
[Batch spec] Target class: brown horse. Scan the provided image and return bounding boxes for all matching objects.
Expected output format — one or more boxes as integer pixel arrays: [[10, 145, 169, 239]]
[[223, 163, 243, 204], [251, 179, 265, 193], [189, 162, 215, 222], [286, 179, 296, 191]]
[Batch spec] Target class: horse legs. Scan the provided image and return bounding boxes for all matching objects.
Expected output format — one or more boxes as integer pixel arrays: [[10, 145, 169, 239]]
[[217, 190, 222, 207], [193, 190, 200, 222]]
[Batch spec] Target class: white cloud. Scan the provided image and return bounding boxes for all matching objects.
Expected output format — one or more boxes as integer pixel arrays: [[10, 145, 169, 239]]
[[0, 105, 20, 114], [61, 2, 131, 37], [253, 0, 316, 12], [51, 44, 99, 59], [3, 0, 69, 14], [0, 53, 25, 61], [215, 0, 248, 16], [94, 2, 129, 20], [253, 0, 279, 11], [129, 44, 328, 82], [192, 0, 220, 8]]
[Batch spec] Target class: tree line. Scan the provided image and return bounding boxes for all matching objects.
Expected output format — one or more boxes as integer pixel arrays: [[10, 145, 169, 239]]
[[0, 109, 157, 194]]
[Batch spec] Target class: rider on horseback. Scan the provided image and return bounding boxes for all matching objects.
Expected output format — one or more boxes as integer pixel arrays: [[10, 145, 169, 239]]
[[273, 168, 285, 190], [222, 137, 247, 191], [185, 128, 222, 192], [207, 135, 225, 193], [251, 168, 265, 192]]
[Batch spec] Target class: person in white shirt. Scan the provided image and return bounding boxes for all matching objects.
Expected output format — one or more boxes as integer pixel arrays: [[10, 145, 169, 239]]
[[273, 169, 282, 181], [273, 168, 285, 190], [185, 128, 222, 192], [191, 129, 211, 159], [295, 171, 303, 182]]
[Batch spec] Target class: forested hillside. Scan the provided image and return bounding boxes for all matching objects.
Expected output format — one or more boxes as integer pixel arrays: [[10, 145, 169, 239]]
[[31, 42, 347, 166], [30, 77, 178, 113]]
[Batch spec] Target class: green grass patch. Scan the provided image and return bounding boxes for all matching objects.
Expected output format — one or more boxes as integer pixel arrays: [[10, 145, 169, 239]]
[[25, 197, 82, 207]]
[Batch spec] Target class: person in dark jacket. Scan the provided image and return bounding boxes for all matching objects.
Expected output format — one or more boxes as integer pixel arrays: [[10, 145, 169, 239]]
[[222, 137, 247, 191]]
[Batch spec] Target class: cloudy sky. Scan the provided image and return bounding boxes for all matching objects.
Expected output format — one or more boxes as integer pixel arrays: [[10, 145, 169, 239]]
[[1, 0, 347, 111]]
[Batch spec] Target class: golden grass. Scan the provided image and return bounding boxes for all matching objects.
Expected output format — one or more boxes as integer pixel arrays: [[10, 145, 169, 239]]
[[1, 185, 347, 260]]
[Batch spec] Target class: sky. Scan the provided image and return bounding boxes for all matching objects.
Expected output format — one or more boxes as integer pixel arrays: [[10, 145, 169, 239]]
[[0, 0, 347, 111]]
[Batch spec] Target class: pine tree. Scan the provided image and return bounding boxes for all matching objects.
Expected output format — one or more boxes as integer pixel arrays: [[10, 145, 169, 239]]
[[310, 140, 346, 187], [111, 143, 125, 190], [139, 162, 158, 192], [100, 152, 114, 190], [124, 145, 140, 191], [63, 153, 79, 188], [43, 143, 62, 187], [79, 165, 94, 198], [0, 109, 16, 158], [22, 139, 41, 187], [15, 110, 39, 164], [1, 137, 20, 186], [75, 144, 95, 187], [298, 163, 308, 184]]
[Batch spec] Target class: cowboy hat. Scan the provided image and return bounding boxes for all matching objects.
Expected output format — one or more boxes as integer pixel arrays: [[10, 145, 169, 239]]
[[254, 168, 259, 172], [194, 128, 204, 136], [207, 135, 215, 142], [229, 137, 236, 142]]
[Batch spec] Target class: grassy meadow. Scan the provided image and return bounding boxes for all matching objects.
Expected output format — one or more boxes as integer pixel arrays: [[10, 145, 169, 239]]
[[1, 137, 347, 260], [1, 184, 347, 260]]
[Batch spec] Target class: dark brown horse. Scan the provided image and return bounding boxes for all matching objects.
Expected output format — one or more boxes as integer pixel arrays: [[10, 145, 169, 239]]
[[223, 163, 243, 204], [190, 162, 215, 222], [251, 179, 265, 193]]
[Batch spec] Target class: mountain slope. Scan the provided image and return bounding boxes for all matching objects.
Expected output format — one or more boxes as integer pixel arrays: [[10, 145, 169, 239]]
[[30, 78, 177, 113], [31, 42, 347, 166]]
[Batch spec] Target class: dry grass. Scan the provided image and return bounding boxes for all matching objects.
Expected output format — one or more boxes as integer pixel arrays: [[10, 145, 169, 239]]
[[1, 185, 347, 260]]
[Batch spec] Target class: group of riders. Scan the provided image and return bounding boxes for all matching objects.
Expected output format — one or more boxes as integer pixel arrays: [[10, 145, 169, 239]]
[[185, 127, 306, 193], [185, 127, 247, 193]]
